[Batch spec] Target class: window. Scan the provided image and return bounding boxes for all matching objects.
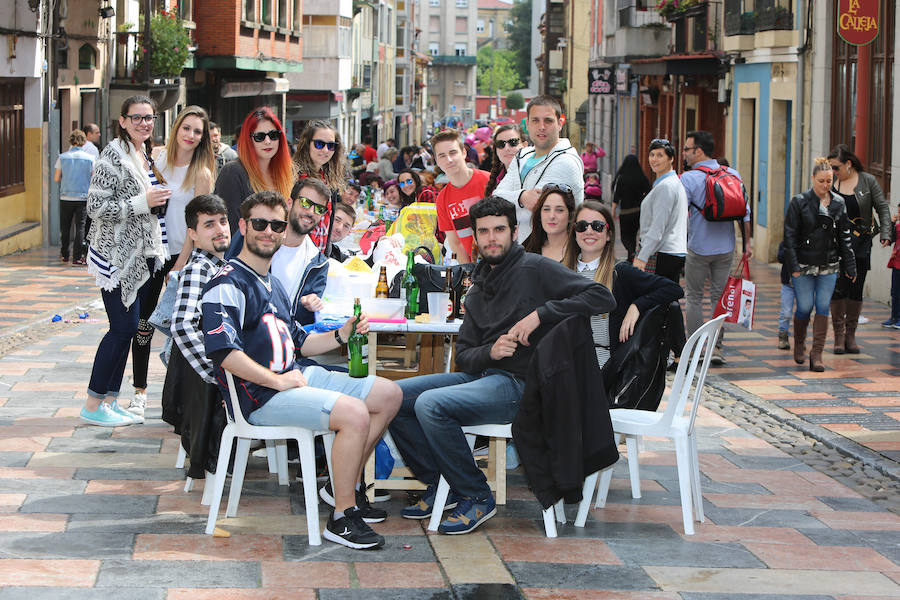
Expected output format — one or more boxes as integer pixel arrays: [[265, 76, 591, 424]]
[[244, 0, 255, 21], [455, 17, 467, 32], [293, 0, 302, 30], [178, 0, 194, 21], [428, 42, 439, 55], [456, 0, 467, 7], [261, 0, 272, 25], [454, 43, 466, 56], [429, 0, 439, 6], [277, 0, 287, 27], [429, 16, 440, 31], [0, 80, 25, 197], [454, 79, 466, 86], [476, 19, 485, 32], [78, 44, 97, 70]]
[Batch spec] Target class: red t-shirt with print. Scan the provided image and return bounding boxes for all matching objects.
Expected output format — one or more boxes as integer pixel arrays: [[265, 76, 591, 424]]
[[436, 169, 490, 257]]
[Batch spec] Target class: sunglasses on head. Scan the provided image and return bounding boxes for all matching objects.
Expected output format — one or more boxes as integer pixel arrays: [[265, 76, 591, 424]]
[[296, 196, 327, 215], [248, 217, 288, 233], [650, 138, 671, 146], [495, 137, 521, 149], [312, 139, 337, 151], [250, 130, 281, 142], [543, 183, 573, 194], [574, 220, 607, 233]]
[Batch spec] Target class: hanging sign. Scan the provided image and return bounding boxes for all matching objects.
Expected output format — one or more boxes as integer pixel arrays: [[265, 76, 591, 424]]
[[588, 67, 613, 95], [837, 0, 879, 46]]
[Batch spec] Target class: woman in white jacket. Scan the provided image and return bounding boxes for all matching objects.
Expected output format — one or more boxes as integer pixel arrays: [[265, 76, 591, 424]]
[[634, 138, 688, 282]]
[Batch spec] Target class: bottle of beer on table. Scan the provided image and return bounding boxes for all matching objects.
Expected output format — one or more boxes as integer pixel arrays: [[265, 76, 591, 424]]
[[459, 271, 472, 318], [348, 297, 369, 377], [445, 266, 457, 320], [469, 243, 479, 264], [375, 265, 389, 298], [401, 250, 419, 318]]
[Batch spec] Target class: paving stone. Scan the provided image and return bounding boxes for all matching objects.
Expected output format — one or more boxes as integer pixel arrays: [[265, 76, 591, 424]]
[[318, 590, 451, 600], [678, 594, 834, 600], [73, 467, 186, 480], [506, 562, 657, 590], [701, 507, 828, 529], [795, 528, 867, 547], [95, 559, 260, 588], [66, 514, 206, 534], [45, 438, 161, 454], [716, 453, 815, 471], [0, 478, 85, 495], [0, 588, 165, 600], [849, 530, 900, 564], [451, 583, 524, 599], [558, 521, 682, 541], [0, 532, 134, 559], [283, 534, 436, 562], [0, 453, 31, 467], [605, 539, 765, 568], [70, 427, 113, 440], [20, 493, 157, 515], [816, 496, 888, 512]]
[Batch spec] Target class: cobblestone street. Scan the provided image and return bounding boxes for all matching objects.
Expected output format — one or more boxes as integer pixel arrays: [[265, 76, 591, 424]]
[[0, 246, 897, 598]]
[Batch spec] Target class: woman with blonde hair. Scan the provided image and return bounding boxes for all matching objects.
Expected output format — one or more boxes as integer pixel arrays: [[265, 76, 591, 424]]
[[215, 107, 296, 232], [293, 120, 348, 251], [563, 201, 682, 368]]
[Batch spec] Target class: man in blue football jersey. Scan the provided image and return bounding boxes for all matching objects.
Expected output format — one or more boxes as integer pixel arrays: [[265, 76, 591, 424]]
[[201, 191, 401, 550]]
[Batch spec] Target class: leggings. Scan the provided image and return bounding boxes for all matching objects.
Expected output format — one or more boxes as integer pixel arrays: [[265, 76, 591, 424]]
[[131, 256, 177, 390], [831, 263, 868, 302]]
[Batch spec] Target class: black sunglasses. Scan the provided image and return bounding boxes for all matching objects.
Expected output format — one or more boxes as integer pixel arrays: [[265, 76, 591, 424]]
[[543, 183, 573, 194], [297, 196, 327, 215], [248, 218, 288, 233], [574, 220, 607, 233], [650, 138, 671, 146], [831, 165, 841, 171], [313, 139, 337, 151], [495, 137, 521, 149], [250, 130, 281, 142]]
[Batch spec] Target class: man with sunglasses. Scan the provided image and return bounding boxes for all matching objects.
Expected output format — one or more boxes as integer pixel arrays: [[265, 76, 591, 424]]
[[493, 95, 585, 242], [202, 191, 402, 549]]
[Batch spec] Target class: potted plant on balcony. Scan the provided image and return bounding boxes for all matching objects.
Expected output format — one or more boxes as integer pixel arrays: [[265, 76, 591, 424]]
[[655, 0, 700, 22], [136, 8, 191, 79]]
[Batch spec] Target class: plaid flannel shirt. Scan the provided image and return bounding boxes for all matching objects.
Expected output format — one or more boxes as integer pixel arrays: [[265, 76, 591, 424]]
[[171, 248, 226, 384]]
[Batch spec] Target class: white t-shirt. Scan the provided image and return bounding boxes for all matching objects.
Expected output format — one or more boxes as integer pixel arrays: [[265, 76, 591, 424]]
[[271, 236, 319, 301], [83, 140, 100, 159], [158, 150, 194, 254]]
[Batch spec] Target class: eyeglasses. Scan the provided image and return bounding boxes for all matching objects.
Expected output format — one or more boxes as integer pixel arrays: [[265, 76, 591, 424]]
[[312, 139, 337, 151], [683, 146, 697, 152], [831, 164, 841, 171], [650, 138, 671, 146], [124, 114, 158, 125], [296, 196, 327, 215], [250, 130, 281, 142], [495, 137, 521, 149], [574, 220, 607, 233], [543, 183, 573, 194], [248, 218, 288, 233], [398, 179, 415, 187]]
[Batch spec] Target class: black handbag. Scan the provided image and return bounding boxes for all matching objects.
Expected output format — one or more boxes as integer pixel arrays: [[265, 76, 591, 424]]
[[601, 303, 671, 411], [412, 262, 475, 297]]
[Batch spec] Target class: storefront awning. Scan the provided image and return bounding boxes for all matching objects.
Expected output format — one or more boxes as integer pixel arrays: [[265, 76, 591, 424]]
[[631, 53, 724, 77]]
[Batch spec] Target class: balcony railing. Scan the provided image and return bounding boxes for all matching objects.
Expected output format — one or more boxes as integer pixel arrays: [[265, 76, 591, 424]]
[[756, 0, 793, 31], [724, 0, 756, 36]]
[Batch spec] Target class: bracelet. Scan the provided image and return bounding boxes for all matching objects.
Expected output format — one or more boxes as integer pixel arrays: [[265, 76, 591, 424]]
[[334, 329, 345, 345]]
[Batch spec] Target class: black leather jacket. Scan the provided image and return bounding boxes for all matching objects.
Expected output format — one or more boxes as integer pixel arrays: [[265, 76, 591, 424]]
[[783, 189, 856, 278]]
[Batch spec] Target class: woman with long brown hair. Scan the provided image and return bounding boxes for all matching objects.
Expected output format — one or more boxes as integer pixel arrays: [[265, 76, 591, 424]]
[[215, 107, 296, 232], [522, 183, 575, 261], [293, 120, 348, 251], [484, 123, 525, 197]]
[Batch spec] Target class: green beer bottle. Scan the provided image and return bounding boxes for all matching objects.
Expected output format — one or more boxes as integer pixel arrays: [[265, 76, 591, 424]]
[[348, 298, 369, 377], [401, 250, 419, 318]]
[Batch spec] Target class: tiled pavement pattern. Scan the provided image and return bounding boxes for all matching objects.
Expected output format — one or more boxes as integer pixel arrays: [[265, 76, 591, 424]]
[[0, 252, 897, 596]]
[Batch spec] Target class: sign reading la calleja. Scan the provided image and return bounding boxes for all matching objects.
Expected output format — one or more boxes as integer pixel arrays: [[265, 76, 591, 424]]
[[837, 0, 879, 46]]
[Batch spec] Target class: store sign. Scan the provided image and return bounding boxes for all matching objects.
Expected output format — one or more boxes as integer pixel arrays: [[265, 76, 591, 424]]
[[837, 0, 879, 46], [588, 67, 613, 95], [616, 66, 630, 93]]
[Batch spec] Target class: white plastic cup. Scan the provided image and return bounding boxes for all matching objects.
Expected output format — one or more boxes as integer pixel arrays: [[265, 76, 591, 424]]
[[427, 292, 452, 323]]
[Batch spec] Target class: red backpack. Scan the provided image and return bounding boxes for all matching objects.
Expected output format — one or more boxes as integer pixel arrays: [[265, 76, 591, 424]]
[[693, 165, 747, 221]]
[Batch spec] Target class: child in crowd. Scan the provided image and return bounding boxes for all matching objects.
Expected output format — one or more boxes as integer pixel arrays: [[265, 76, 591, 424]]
[[883, 204, 900, 329], [777, 241, 794, 349], [584, 172, 603, 202]]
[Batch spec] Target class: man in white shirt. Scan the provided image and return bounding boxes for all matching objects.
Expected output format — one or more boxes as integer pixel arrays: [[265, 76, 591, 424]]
[[82, 123, 101, 158], [493, 95, 584, 242]]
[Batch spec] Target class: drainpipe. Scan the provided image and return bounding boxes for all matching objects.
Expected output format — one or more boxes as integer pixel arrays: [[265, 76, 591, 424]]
[[793, 0, 810, 199]]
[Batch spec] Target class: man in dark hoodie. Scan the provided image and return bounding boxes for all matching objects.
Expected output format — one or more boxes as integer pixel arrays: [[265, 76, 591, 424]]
[[388, 195, 614, 535]]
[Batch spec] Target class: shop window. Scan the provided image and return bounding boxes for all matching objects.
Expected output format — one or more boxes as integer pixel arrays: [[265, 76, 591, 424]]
[[0, 80, 25, 197]]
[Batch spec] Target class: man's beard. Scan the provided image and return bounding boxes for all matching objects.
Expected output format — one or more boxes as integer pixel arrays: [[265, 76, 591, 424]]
[[481, 243, 511, 265], [289, 211, 316, 236], [246, 235, 281, 259]]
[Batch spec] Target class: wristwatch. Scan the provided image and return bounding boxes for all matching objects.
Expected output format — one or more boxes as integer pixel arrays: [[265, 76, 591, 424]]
[[334, 329, 345, 345]]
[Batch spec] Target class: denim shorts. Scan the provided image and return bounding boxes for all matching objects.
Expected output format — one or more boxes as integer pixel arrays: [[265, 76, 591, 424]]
[[247, 366, 376, 431]]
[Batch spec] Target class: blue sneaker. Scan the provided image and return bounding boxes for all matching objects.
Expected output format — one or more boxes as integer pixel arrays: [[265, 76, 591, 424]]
[[80, 403, 133, 427], [401, 483, 459, 520], [438, 496, 496, 534], [108, 400, 140, 424], [881, 318, 897, 328]]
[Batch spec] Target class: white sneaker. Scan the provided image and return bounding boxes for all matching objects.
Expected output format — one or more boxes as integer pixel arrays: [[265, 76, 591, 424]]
[[108, 400, 139, 424], [858, 315, 870, 324], [127, 391, 146, 419]]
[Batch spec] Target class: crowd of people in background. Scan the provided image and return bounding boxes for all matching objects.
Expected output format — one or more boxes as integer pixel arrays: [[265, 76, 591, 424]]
[[55, 91, 895, 551]]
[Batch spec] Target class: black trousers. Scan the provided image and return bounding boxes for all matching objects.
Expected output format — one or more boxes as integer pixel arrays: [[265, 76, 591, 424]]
[[619, 212, 640, 262], [60, 201, 86, 260], [653, 252, 687, 357], [131, 255, 177, 390]]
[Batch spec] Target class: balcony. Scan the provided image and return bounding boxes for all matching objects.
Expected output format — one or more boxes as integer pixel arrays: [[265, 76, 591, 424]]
[[756, 0, 793, 31], [110, 31, 182, 112], [724, 0, 756, 36], [430, 55, 477, 66]]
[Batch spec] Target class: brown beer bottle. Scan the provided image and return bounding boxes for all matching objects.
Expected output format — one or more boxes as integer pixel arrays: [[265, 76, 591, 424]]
[[445, 266, 457, 320], [459, 271, 472, 318], [375, 265, 389, 298], [469, 243, 479, 264]]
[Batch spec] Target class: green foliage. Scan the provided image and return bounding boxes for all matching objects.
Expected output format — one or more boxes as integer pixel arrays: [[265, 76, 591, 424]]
[[505, 92, 524, 110], [507, 0, 533, 86], [139, 9, 191, 77], [477, 45, 523, 95]]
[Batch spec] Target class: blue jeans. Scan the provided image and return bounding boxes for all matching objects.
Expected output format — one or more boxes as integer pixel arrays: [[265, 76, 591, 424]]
[[87, 279, 153, 399], [779, 284, 795, 333], [791, 272, 838, 320], [388, 370, 524, 500], [891, 268, 900, 322]]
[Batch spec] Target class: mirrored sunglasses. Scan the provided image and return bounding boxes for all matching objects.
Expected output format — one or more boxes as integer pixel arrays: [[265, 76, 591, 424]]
[[297, 196, 327, 215], [313, 139, 337, 151]]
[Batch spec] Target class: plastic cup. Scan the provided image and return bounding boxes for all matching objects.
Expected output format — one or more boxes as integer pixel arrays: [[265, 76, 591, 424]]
[[427, 292, 452, 323]]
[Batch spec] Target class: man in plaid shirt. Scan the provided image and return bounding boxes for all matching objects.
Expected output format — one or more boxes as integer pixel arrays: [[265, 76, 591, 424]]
[[162, 194, 232, 478]]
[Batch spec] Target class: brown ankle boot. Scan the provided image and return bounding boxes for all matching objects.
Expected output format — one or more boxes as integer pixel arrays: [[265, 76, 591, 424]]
[[793, 317, 809, 365], [830, 299, 846, 354], [844, 300, 863, 354], [810, 315, 828, 372]]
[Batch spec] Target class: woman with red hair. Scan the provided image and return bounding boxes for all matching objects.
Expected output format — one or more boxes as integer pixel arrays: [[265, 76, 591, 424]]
[[215, 107, 296, 231]]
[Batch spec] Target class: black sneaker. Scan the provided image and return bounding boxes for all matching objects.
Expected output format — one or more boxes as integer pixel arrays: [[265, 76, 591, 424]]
[[323, 507, 385, 549], [319, 481, 387, 523]]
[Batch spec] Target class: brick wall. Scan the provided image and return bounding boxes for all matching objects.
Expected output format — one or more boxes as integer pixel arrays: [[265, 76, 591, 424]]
[[194, 1, 302, 61]]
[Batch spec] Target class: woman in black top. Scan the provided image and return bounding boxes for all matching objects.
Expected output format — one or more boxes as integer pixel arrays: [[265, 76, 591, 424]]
[[611, 154, 651, 263], [826, 144, 892, 354]]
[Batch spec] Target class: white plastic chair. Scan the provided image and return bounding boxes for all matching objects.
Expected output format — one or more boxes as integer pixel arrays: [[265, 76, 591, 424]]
[[426, 424, 576, 537], [579, 315, 726, 535], [205, 371, 334, 544]]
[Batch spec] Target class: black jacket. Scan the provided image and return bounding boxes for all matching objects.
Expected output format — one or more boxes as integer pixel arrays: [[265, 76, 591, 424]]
[[783, 189, 856, 277], [608, 262, 683, 355], [455, 243, 616, 378], [214, 160, 254, 234], [512, 315, 619, 508]]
